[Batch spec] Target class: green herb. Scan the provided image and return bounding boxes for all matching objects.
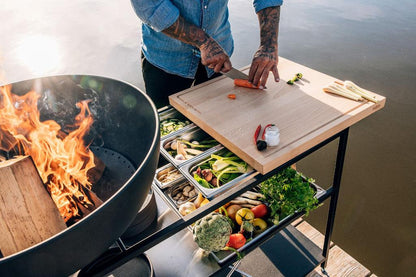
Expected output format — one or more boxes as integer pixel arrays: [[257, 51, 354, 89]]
[[259, 167, 318, 225]]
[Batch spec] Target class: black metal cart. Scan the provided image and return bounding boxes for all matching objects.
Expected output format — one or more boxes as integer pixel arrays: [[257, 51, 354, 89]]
[[79, 115, 349, 277]]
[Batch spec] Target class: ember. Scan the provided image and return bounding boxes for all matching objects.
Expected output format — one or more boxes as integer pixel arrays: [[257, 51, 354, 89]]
[[0, 84, 97, 223]]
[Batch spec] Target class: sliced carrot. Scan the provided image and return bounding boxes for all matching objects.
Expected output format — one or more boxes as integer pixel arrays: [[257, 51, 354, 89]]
[[234, 79, 259, 89], [228, 93, 236, 99]]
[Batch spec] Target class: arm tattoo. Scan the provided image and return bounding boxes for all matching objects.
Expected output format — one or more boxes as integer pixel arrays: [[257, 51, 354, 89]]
[[162, 16, 226, 61], [162, 16, 208, 48], [257, 6, 280, 59]]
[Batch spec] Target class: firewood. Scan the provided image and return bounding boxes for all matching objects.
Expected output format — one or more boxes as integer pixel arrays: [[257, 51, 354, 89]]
[[0, 156, 67, 257], [87, 154, 106, 186]]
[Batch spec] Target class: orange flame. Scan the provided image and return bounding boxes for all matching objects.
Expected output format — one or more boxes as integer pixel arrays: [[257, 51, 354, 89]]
[[0, 84, 96, 222]]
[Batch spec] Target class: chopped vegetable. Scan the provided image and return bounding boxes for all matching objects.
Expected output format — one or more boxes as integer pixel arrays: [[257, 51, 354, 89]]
[[160, 118, 190, 136], [200, 198, 210, 207], [228, 93, 236, 99], [166, 137, 218, 162], [178, 202, 196, 216], [171, 183, 197, 204], [156, 168, 182, 184], [191, 150, 250, 189], [234, 79, 259, 89], [194, 173, 213, 188], [229, 196, 263, 206], [287, 73, 303, 85], [211, 154, 247, 173], [241, 191, 264, 200], [184, 148, 204, 155], [177, 141, 187, 157], [194, 192, 205, 208], [178, 139, 218, 149]]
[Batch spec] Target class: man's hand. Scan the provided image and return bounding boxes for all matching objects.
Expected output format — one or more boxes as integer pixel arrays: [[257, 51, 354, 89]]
[[200, 37, 231, 73], [249, 46, 279, 89], [163, 16, 231, 73], [249, 6, 281, 88]]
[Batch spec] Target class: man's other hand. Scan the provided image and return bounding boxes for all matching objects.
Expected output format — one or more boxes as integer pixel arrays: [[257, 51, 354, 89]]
[[200, 37, 232, 73]]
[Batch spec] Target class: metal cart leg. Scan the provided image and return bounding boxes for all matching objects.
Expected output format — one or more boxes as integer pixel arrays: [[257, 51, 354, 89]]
[[321, 128, 349, 270]]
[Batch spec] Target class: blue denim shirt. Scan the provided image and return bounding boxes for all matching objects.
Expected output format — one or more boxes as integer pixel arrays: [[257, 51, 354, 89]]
[[131, 0, 283, 78]]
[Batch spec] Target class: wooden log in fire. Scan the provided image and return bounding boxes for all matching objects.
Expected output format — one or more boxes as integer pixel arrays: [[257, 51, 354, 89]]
[[87, 154, 106, 186], [0, 156, 67, 257]]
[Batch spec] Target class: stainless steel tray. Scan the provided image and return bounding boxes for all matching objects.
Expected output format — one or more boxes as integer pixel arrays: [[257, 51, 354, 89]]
[[179, 147, 255, 199], [209, 177, 325, 265], [159, 107, 194, 139], [154, 163, 185, 189], [167, 180, 199, 208], [160, 126, 221, 168], [154, 170, 325, 266]]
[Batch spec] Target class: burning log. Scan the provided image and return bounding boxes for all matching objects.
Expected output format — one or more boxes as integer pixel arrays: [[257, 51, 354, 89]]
[[1, 84, 105, 224], [0, 156, 67, 258], [87, 155, 106, 186]]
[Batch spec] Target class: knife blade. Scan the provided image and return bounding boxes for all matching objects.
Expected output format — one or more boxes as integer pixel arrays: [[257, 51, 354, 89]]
[[221, 67, 249, 80]]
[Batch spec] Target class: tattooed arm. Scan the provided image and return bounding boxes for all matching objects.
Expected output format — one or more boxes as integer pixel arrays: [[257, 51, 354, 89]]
[[249, 6, 281, 88], [162, 16, 232, 73]]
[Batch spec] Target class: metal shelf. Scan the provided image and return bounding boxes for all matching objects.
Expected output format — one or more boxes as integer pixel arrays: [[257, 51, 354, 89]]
[[78, 109, 349, 277]]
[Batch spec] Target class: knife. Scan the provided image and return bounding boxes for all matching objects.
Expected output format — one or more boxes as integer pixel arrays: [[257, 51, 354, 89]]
[[221, 67, 249, 80]]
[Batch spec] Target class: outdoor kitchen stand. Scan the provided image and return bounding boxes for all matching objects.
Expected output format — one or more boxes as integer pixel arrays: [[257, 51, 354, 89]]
[[79, 57, 385, 276], [79, 127, 348, 277]]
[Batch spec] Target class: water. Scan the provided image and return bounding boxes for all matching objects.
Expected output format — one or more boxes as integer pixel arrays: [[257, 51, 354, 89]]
[[1, 0, 415, 276]]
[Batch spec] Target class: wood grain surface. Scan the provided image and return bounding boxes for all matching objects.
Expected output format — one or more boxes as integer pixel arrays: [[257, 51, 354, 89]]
[[0, 156, 66, 257], [170, 57, 386, 174]]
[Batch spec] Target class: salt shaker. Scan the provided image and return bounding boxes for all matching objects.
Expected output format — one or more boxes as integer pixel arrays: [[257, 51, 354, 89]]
[[265, 125, 280, 147]]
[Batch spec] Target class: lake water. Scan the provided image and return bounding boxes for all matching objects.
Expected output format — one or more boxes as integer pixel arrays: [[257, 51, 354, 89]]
[[1, 0, 415, 276]]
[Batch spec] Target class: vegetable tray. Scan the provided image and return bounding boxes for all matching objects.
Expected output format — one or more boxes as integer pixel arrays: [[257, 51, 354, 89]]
[[160, 125, 221, 168], [158, 106, 194, 139], [210, 177, 325, 265], [154, 163, 185, 190], [153, 166, 325, 266], [179, 147, 256, 199]]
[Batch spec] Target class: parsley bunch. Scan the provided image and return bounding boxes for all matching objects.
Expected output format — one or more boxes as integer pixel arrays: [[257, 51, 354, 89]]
[[259, 167, 319, 225]]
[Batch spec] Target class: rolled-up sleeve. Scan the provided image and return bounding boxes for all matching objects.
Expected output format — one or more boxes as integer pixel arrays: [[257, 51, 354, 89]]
[[130, 0, 179, 32], [253, 0, 283, 13]]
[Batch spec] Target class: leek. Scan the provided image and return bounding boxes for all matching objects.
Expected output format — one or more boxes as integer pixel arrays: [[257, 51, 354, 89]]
[[343, 80, 378, 103]]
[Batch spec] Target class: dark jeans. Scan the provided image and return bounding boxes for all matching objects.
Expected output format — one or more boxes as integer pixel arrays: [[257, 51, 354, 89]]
[[142, 55, 221, 108]]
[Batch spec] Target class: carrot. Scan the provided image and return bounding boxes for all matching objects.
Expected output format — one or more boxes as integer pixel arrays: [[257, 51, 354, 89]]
[[234, 79, 259, 89], [228, 93, 236, 100]]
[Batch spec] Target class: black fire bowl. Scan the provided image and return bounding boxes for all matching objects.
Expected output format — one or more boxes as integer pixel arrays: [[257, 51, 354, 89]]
[[0, 75, 160, 277]]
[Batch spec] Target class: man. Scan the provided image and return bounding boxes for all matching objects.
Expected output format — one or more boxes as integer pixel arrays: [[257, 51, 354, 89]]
[[131, 0, 282, 108]]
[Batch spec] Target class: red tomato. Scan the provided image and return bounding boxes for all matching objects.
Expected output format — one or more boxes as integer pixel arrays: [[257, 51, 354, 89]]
[[226, 233, 246, 249], [251, 204, 268, 218]]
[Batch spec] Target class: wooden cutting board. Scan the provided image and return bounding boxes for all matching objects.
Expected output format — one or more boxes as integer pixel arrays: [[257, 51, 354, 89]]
[[169, 57, 386, 174]]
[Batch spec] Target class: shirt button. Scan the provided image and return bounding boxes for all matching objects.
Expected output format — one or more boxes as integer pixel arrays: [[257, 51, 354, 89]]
[[204, 5, 207, 9]]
